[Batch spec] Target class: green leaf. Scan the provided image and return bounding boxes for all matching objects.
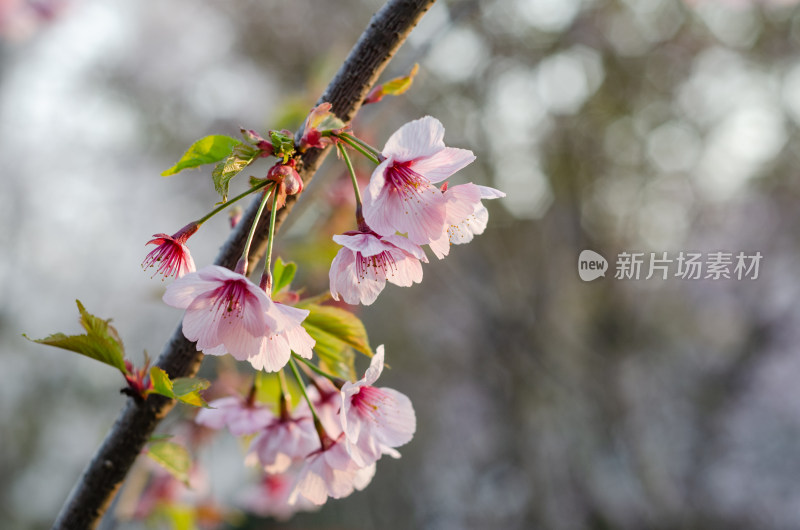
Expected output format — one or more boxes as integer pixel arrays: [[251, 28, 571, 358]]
[[172, 377, 211, 408], [297, 303, 372, 380], [146, 441, 192, 485], [269, 130, 296, 161], [272, 257, 297, 294], [148, 367, 210, 408], [162, 135, 241, 176], [149, 366, 174, 397], [24, 300, 126, 372], [212, 144, 259, 201]]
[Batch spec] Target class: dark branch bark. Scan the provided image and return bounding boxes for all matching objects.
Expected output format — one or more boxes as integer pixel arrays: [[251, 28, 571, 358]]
[[52, 1, 436, 528]]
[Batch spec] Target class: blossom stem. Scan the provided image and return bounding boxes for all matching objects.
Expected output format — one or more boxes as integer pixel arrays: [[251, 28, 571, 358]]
[[337, 143, 363, 207], [195, 179, 271, 226], [292, 353, 345, 387], [277, 369, 291, 419], [337, 133, 381, 164], [287, 358, 323, 428], [261, 187, 281, 295], [238, 185, 274, 275]]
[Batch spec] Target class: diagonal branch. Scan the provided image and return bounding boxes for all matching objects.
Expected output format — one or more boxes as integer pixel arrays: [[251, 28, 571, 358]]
[[52, 1, 436, 528]]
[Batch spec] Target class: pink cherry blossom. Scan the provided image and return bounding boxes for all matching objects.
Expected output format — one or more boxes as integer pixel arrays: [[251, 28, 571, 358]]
[[329, 230, 427, 306], [362, 116, 476, 245], [249, 411, 319, 474], [163, 265, 282, 359], [246, 302, 315, 372], [340, 345, 416, 466], [429, 183, 505, 259], [142, 222, 198, 279], [195, 396, 274, 436], [288, 433, 374, 506]]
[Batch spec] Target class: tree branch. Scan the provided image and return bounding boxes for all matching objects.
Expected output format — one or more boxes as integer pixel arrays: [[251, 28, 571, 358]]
[[52, 1, 436, 527]]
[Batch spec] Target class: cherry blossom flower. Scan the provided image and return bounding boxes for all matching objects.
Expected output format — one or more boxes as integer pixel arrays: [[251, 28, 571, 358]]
[[329, 229, 427, 306], [246, 302, 315, 372], [163, 265, 282, 359], [142, 222, 198, 279], [195, 396, 273, 436], [428, 183, 505, 259], [362, 116, 476, 245], [288, 433, 375, 506], [249, 410, 319, 474], [340, 345, 416, 466]]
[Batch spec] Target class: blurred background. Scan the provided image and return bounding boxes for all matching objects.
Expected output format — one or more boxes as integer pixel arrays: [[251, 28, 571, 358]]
[[2, 0, 800, 528]]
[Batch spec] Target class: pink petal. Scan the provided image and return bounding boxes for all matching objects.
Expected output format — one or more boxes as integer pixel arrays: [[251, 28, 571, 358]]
[[333, 232, 388, 258], [428, 230, 450, 260], [384, 250, 423, 287], [368, 387, 416, 448], [364, 174, 446, 244], [283, 325, 315, 359], [248, 334, 291, 372], [444, 183, 482, 224], [411, 147, 476, 184], [477, 185, 506, 199], [382, 116, 445, 161], [162, 274, 220, 309], [381, 234, 427, 261], [329, 247, 385, 306], [365, 346, 385, 385]]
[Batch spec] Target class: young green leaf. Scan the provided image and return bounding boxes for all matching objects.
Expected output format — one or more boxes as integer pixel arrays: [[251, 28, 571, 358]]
[[212, 144, 260, 201], [146, 441, 192, 485], [149, 366, 174, 398], [162, 135, 241, 176], [272, 257, 297, 294], [148, 367, 210, 408], [24, 300, 126, 372], [172, 377, 211, 408], [297, 303, 372, 380]]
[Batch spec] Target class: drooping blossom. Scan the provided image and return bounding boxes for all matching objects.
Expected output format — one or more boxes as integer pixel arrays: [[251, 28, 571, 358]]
[[249, 409, 319, 473], [428, 183, 506, 259], [195, 395, 274, 436], [163, 265, 282, 359], [340, 345, 416, 466], [246, 302, 315, 372], [362, 116, 476, 245], [142, 222, 198, 279], [288, 433, 375, 506], [329, 229, 427, 306]]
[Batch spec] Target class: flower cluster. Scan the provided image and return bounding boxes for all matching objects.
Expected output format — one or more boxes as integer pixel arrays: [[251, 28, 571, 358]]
[[197, 346, 414, 512], [330, 116, 504, 305]]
